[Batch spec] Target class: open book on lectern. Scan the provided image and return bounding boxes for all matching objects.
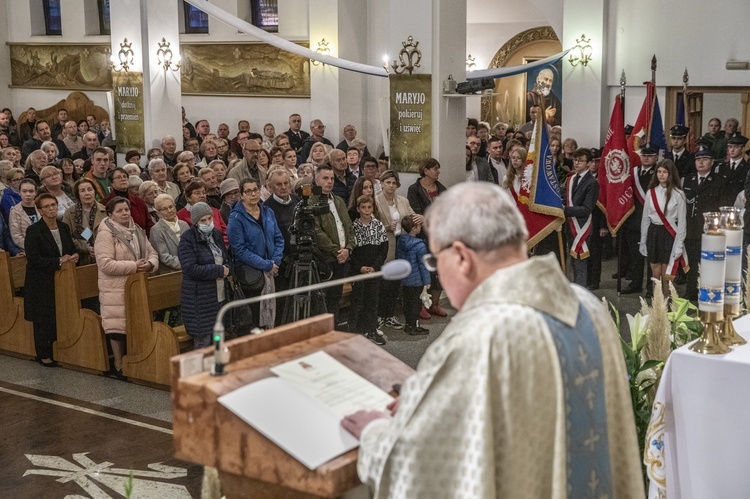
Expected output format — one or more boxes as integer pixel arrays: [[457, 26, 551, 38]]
[[218, 350, 394, 470]]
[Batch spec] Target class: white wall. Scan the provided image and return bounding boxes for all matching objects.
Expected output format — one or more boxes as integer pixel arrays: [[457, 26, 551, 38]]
[[702, 94, 743, 131]]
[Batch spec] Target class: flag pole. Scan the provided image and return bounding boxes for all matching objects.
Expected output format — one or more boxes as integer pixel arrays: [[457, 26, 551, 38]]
[[683, 68, 694, 152], [616, 70, 627, 294]]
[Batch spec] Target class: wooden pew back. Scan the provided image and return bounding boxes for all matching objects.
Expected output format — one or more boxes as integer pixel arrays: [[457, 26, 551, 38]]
[[54, 262, 109, 373], [123, 271, 190, 388], [0, 253, 35, 358]]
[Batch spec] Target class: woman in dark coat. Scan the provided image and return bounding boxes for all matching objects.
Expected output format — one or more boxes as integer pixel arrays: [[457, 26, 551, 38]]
[[24, 192, 79, 366], [178, 202, 229, 349], [406, 157, 448, 318]]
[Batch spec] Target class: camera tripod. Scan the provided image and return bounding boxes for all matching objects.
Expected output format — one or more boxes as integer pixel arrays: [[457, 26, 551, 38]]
[[282, 256, 328, 323]]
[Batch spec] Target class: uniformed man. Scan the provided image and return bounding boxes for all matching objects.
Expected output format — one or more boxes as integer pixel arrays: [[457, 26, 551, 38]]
[[667, 124, 694, 178], [682, 143, 725, 300], [714, 133, 749, 207], [621, 144, 658, 295]]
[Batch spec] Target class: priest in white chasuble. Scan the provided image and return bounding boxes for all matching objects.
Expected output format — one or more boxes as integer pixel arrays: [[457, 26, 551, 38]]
[[342, 183, 645, 499]]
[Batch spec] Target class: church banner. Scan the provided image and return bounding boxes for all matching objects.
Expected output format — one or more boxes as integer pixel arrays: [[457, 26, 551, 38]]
[[389, 74, 432, 173], [112, 72, 145, 152]]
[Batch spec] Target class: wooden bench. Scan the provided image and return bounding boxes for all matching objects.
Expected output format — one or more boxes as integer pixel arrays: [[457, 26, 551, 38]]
[[54, 261, 109, 373], [123, 271, 192, 388], [0, 252, 35, 358]]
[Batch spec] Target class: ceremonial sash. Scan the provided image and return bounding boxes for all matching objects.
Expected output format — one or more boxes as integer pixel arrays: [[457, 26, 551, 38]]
[[633, 167, 647, 205], [567, 175, 591, 259], [649, 189, 689, 277]]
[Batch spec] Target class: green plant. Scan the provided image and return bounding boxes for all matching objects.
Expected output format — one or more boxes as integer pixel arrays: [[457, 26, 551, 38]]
[[124, 471, 133, 499], [667, 291, 702, 349]]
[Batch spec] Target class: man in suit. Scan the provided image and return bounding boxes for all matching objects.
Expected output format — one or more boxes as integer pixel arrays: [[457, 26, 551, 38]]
[[667, 124, 694, 178], [466, 135, 492, 182], [683, 143, 725, 300], [621, 144, 658, 294], [283, 114, 310, 158], [715, 133, 749, 207], [564, 148, 599, 286], [299, 119, 334, 164]]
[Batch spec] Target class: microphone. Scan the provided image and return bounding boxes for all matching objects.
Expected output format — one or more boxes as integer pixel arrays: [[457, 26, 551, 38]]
[[211, 259, 412, 376]]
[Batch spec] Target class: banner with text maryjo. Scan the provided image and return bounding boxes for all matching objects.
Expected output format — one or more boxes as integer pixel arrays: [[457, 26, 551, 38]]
[[112, 72, 145, 152], [390, 74, 432, 173]]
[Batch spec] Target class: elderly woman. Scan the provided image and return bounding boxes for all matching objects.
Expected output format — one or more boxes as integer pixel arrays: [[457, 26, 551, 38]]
[[62, 178, 106, 265], [176, 179, 228, 243], [39, 165, 75, 219], [269, 146, 284, 166], [177, 150, 198, 176], [407, 158, 448, 318], [138, 180, 160, 225], [24, 193, 79, 366], [150, 194, 189, 274], [307, 142, 329, 166], [178, 202, 230, 348], [9, 178, 39, 251], [148, 158, 180, 200], [95, 196, 159, 378], [197, 140, 219, 169], [227, 178, 284, 329], [2, 167, 24, 220], [41, 141, 60, 167], [297, 163, 314, 181], [273, 134, 291, 150], [375, 169, 422, 328], [209, 159, 227, 184], [25, 149, 48, 185]]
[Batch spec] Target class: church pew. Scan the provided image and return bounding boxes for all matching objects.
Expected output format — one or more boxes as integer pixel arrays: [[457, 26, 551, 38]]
[[122, 271, 192, 388], [53, 261, 109, 373], [0, 252, 35, 358]]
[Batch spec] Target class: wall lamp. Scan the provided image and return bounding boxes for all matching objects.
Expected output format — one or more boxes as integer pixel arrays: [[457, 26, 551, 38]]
[[311, 39, 331, 66], [110, 38, 135, 72], [568, 34, 593, 67], [156, 38, 182, 72]]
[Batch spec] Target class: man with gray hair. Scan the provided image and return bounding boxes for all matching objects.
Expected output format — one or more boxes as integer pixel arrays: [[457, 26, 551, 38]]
[[299, 119, 334, 165], [342, 182, 643, 498]]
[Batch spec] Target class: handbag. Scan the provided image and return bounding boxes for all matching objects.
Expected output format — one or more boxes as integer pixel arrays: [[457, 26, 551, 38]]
[[224, 278, 254, 337], [235, 263, 265, 292]]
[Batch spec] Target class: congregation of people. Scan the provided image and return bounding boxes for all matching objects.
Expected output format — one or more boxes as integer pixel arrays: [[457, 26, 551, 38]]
[[1, 102, 748, 376]]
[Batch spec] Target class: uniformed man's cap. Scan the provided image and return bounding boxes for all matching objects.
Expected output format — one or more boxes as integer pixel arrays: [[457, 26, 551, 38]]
[[669, 125, 689, 137], [727, 133, 749, 147], [640, 143, 658, 155], [591, 147, 601, 160], [694, 142, 712, 159]]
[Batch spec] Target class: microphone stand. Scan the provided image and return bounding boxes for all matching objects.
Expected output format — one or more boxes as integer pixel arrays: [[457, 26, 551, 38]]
[[211, 260, 411, 376]]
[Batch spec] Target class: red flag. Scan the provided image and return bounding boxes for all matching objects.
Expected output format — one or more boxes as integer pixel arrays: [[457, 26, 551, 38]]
[[627, 81, 656, 167], [598, 95, 634, 235], [515, 114, 564, 248]]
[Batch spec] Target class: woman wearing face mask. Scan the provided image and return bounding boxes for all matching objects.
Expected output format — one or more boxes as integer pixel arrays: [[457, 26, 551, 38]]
[[178, 202, 230, 348], [62, 178, 106, 265], [95, 196, 159, 378], [227, 178, 284, 330]]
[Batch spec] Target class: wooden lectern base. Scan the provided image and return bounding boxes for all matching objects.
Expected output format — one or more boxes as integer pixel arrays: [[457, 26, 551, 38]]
[[171, 314, 414, 498]]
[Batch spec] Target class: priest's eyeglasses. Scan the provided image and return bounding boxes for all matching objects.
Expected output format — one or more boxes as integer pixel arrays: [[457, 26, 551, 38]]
[[423, 245, 452, 272]]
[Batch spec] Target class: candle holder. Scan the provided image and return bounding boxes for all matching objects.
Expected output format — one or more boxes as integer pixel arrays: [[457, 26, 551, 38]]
[[690, 310, 731, 354], [719, 207, 746, 346], [722, 302, 747, 346]]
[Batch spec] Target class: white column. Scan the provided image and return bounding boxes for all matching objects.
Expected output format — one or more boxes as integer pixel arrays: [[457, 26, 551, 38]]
[[561, 0, 607, 148], [109, 0, 183, 158]]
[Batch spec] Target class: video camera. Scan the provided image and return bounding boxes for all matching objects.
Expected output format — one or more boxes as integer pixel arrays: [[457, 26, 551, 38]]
[[289, 184, 329, 263]]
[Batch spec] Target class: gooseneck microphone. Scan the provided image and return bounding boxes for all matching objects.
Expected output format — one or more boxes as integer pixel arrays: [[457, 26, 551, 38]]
[[210, 259, 412, 376]]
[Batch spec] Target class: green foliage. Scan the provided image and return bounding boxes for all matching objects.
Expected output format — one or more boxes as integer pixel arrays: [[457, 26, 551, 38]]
[[668, 297, 701, 349], [124, 471, 133, 499]]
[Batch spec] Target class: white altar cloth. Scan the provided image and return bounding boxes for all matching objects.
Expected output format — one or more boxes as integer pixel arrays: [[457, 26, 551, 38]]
[[646, 314, 750, 498]]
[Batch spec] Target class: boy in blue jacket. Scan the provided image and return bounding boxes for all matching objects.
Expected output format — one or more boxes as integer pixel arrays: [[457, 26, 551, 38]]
[[395, 215, 430, 335]]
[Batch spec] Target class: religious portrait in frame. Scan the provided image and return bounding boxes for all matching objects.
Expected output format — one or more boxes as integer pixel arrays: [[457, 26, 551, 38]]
[[524, 58, 563, 127]]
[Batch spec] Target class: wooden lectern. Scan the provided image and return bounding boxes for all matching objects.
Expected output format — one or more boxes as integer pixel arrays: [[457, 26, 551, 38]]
[[171, 314, 415, 498]]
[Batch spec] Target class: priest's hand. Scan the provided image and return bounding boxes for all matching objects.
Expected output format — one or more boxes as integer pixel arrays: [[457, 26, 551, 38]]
[[341, 410, 388, 439]]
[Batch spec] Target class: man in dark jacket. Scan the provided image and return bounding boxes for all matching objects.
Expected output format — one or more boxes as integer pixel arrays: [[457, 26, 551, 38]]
[[564, 148, 599, 287], [313, 165, 354, 327]]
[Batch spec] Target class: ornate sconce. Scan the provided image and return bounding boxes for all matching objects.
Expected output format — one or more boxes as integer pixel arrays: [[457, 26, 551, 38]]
[[311, 39, 331, 66], [388, 36, 421, 75], [110, 38, 135, 73], [568, 34, 593, 67], [156, 38, 182, 72], [466, 54, 476, 71]]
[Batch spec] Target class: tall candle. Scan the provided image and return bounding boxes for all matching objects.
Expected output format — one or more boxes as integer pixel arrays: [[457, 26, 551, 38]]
[[699, 213, 725, 313], [720, 207, 743, 306]]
